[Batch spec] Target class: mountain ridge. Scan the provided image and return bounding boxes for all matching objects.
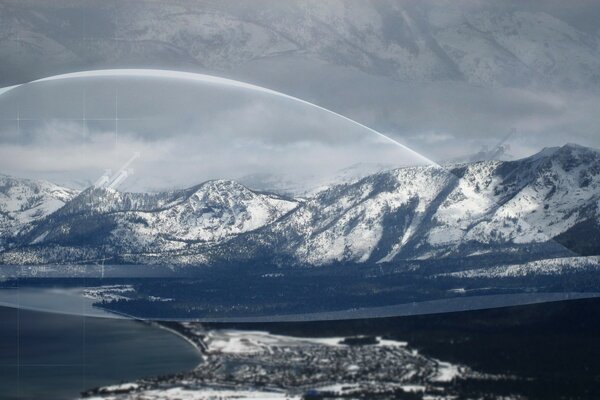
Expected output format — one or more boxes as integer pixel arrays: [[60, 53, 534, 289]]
[[0, 144, 598, 266]]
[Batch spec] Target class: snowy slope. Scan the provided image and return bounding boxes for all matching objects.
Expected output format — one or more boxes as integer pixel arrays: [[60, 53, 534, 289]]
[[455, 144, 600, 247], [107, 180, 299, 252], [388, 144, 600, 260], [271, 166, 452, 265], [6, 180, 298, 261], [442, 256, 600, 279], [0, 174, 78, 241], [1, 144, 598, 266], [232, 144, 599, 266]]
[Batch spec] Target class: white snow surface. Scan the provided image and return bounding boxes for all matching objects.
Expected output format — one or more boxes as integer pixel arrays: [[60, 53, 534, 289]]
[[2, 144, 600, 266], [116, 180, 298, 245], [205, 330, 408, 355], [87, 387, 296, 400], [0, 174, 78, 236], [443, 256, 600, 279]]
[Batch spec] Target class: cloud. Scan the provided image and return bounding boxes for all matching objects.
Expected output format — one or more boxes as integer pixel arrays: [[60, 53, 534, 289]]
[[2, 1, 600, 185], [242, 57, 600, 161], [0, 74, 427, 192]]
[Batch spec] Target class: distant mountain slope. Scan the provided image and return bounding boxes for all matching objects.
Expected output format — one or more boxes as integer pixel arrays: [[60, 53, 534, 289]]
[[2, 180, 298, 264], [221, 144, 597, 266], [0, 175, 78, 247], [1, 1, 599, 90], [0, 144, 598, 266]]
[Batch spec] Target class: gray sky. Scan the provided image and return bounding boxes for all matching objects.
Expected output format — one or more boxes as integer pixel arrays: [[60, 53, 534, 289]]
[[0, 73, 426, 191], [1, 0, 599, 188]]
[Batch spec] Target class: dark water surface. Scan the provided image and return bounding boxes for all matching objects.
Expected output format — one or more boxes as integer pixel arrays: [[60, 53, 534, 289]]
[[0, 307, 201, 400]]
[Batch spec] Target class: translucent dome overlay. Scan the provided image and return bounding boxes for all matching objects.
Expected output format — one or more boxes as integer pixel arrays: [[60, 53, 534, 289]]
[[0, 69, 433, 194]]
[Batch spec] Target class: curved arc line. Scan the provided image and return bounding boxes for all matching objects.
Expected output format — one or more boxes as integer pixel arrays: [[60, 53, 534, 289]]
[[0, 68, 438, 166], [0, 70, 576, 287]]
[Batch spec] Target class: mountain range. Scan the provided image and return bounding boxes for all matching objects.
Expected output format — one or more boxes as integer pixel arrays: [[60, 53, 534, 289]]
[[0, 143, 598, 267]]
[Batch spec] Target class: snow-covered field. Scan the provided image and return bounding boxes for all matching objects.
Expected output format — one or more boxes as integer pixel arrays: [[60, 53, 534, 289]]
[[442, 256, 600, 279], [87, 387, 296, 400]]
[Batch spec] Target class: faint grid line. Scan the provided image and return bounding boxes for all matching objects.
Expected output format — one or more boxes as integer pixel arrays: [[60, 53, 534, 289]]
[[115, 88, 119, 146], [0, 364, 92, 367], [1, 118, 149, 121], [16, 102, 21, 398], [82, 84, 88, 391]]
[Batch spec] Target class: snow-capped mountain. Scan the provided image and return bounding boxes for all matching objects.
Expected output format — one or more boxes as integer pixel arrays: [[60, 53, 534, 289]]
[[221, 144, 598, 266], [2, 180, 298, 264], [238, 162, 397, 197], [0, 144, 598, 266], [0, 175, 78, 244], [423, 144, 600, 257]]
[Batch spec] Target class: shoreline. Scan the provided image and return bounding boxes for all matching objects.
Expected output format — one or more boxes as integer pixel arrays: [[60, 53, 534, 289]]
[[79, 296, 600, 399], [152, 322, 206, 365], [93, 291, 600, 323], [91, 304, 206, 366]]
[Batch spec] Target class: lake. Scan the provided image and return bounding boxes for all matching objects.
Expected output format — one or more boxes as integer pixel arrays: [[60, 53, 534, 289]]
[[0, 306, 202, 400]]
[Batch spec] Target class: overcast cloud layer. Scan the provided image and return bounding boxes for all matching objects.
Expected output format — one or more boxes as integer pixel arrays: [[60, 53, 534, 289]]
[[0, 75, 426, 192], [0, 0, 599, 179]]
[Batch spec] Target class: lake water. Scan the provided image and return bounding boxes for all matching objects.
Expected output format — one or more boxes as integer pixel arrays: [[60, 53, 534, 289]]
[[0, 306, 202, 400]]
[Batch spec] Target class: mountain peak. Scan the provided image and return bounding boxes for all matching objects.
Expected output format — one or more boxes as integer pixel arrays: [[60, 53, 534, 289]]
[[198, 179, 249, 191], [0, 176, 78, 238], [526, 143, 598, 162], [554, 143, 599, 160], [562, 143, 586, 149]]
